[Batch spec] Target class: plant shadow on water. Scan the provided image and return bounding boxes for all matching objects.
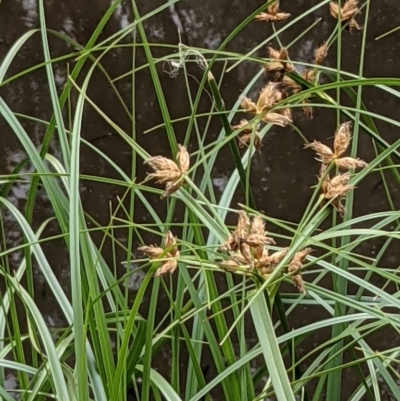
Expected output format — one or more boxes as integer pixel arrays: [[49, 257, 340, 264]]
[[1, 0, 400, 400]]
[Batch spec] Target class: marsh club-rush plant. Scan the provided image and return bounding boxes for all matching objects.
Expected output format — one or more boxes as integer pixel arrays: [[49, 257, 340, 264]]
[[1, 1, 400, 401]]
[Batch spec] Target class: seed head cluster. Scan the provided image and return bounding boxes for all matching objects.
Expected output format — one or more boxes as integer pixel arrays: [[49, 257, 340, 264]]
[[138, 231, 180, 277], [144, 145, 189, 198], [305, 122, 368, 216], [137, 0, 365, 294], [255, 1, 291, 23], [219, 212, 312, 293], [330, 0, 361, 31]]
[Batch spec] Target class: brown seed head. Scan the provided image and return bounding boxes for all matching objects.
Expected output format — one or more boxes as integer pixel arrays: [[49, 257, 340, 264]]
[[232, 119, 255, 134], [267, 46, 282, 60], [164, 231, 179, 257], [154, 259, 178, 277], [145, 156, 181, 184], [292, 248, 313, 265], [292, 274, 306, 294], [252, 244, 264, 260], [162, 180, 183, 199], [240, 242, 253, 264], [257, 83, 282, 112], [329, 171, 351, 187], [235, 211, 250, 238], [262, 111, 292, 126], [325, 184, 354, 199], [219, 259, 251, 273], [330, 0, 359, 21], [255, 12, 291, 22], [232, 252, 250, 265], [330, 0, 361, 31], [255, 247, 288, 270], [176, 145, 190, 173], [335, 157, 368, 169], [303, 105, 314, 119], [241, 97, 257, 113], [268, 0, 280, 15], [302, 69, 317, 83], [266, 46, 294, 73], [332, 198, 347, 216], [323, 172, 354, 199], [138, 245, 164, 259], [238, 133, 263, 152], [219, 235, 237, 252], [314, 42, 328, 65], [264, 62, 285, 82], [250, 216, 265, 235], [348, 18, 362, 31], [246, 234, 276, 247], [304, 141, 335, 164], [269, 247, 289, 267], [280, 76, 302, 96], [333, 121, 352, 156]]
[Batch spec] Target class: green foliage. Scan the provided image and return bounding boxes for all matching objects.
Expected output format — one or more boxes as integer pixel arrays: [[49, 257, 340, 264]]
[[1, 1, 400, 400]]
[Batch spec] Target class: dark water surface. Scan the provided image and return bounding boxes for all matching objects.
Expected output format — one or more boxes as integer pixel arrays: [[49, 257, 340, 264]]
[[1, 0, 400, 400]]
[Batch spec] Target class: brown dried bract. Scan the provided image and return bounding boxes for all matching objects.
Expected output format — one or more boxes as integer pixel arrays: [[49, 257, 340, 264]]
[[220, 211, 250, 252], [257, 83, 283, 112], [145, 145, 190, 198], [240, 84, 292, 127], [233, 119, 263, 151], [324, 173, 354, 199], [280, 76, 302, 96], [176, 144, 190, 173], [154, 259, 178, 277], [220, 213, 275, 266], [256, 1, 291, 23], [250, 216, 265, 235], [319, 168, 354, 216], [240, 242, 253, 264], [333, 121, 352, 156], [304, 122, 368, 170], [138, 231, 180, 277], [137, 245, 164, 259], [335, 157, 368, 169], [241, 97, 257, 113], [219, 259, 251, 274], [264, 46, 294, 78], [302, 101, 314, 119], [256, 247, 288, 270], [330, 0, 361, 31], [314, 42, 329, 65], [304, 141, 335, 164], [302, 69, 316, 83], [263, 111, 292, 126], [238, 133, 263, 151], [288, 248, 313, 293]]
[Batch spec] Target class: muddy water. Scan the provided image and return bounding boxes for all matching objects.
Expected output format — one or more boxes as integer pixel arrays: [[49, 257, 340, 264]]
[[1, 0, 400, 400]]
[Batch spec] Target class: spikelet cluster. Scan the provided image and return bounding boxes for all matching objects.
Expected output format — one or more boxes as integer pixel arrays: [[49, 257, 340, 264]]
[[219, 211, 313, 293], [138, 231, 180, 277], [144, 145, 190, 198]]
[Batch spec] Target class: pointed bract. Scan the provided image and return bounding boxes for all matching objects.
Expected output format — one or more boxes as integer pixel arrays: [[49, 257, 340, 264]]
[[154, 259, 178, 277], [176, 145, 190, 173], [314, 42, 329, 65], [241, 97, 257, 113], [333, 121, 352, 156], [335, 157, 368, 169], [304, 141, 335, 164], [138, 245, 164, 259]]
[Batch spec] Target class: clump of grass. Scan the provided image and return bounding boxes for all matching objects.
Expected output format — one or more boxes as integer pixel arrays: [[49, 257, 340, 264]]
[[1, 1, 400, 401]]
